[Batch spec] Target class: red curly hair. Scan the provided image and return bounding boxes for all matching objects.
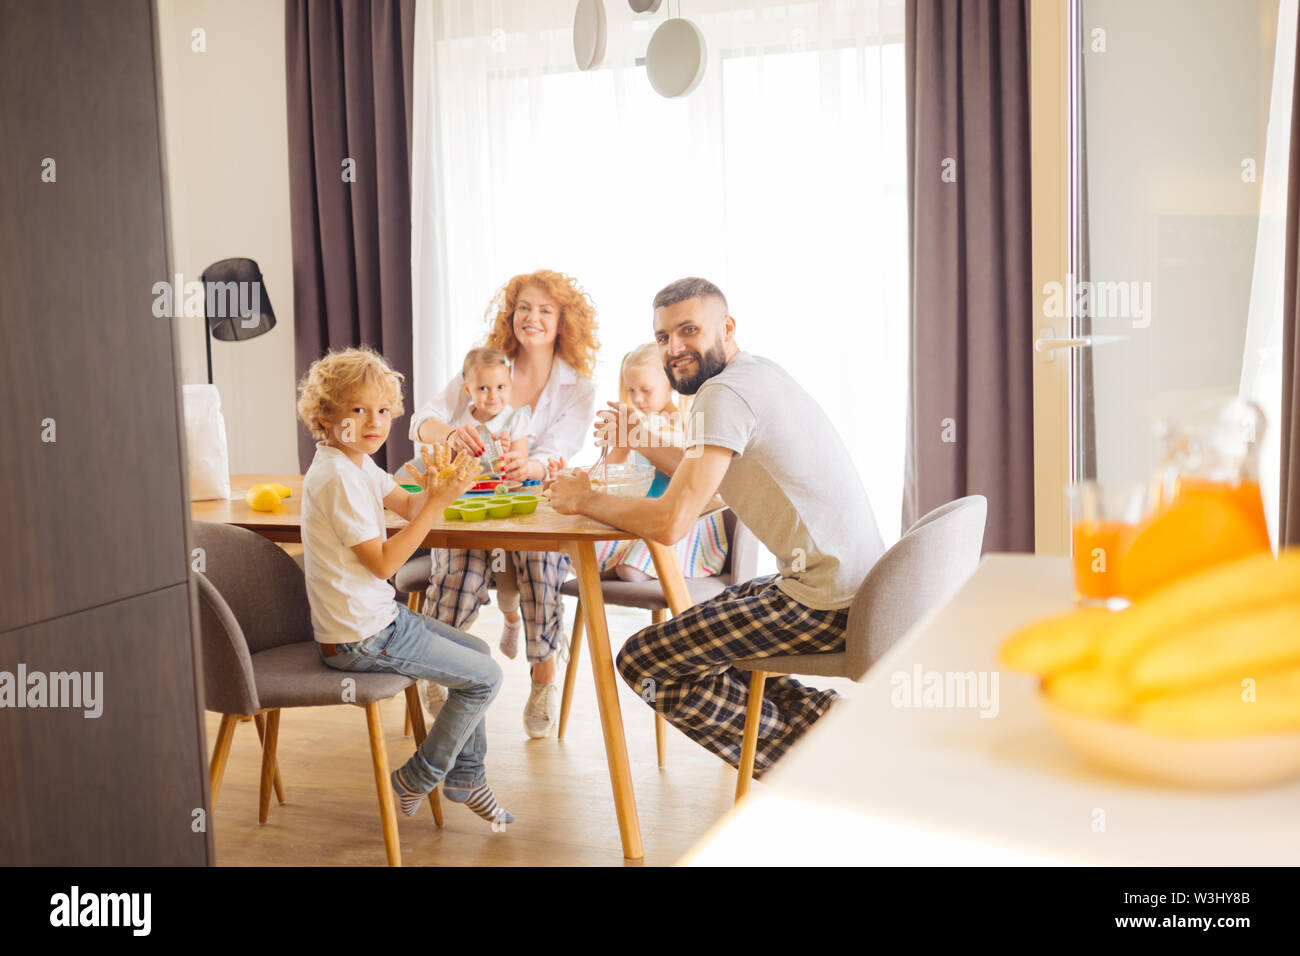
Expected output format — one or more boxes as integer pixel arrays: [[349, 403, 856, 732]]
[[484, 270, 599, 379]]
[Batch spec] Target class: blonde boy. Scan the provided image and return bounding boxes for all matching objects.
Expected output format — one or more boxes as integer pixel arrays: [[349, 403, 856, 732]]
[[296, 346, 513, 826]]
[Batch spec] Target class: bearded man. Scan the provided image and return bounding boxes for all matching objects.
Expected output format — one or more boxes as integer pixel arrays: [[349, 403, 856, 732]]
[[549, 277, 884, 777]]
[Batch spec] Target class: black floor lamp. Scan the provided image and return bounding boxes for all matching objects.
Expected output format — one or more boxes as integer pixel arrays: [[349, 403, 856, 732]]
[[200, 258, 277, 384]]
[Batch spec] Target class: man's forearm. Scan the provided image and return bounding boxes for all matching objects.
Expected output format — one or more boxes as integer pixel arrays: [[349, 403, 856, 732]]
[[633, 442, 684, 476], [574, 488, 680, 546]]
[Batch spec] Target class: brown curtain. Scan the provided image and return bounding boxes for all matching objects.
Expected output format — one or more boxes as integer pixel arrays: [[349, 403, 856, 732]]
[[286, 0, 417, 472], [902, 0, 1035, 552], [1282, 9, 1300, 548]]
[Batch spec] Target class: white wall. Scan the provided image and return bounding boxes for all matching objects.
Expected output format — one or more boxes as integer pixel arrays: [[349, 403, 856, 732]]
[[157, 0, 299, 475], [1081, 0, 1279, 482]]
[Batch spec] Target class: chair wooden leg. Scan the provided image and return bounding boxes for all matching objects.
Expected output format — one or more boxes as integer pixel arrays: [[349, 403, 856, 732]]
[[403, 592, 423, 738], [735, 670, 767, 802], [253, 712, 285, 804], [558, 600, 584, 740], [257, 709, 281, 824], [364, 702, 402, 867], [208, 713, 238, 808], [650, 608, 668, 767], [404, 685, 443, 827]]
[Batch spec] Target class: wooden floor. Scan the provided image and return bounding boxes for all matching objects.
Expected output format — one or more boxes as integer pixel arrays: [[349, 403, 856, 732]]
[[206, 597, 851, 867]]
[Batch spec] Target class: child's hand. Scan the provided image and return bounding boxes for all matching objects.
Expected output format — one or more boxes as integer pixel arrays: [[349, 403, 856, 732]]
[[498, 447, 531, 481], [411, 443, 480, 508], [404, 451, 435, 494], [594, 401, 645, 450], [546, 456, 566, 479]]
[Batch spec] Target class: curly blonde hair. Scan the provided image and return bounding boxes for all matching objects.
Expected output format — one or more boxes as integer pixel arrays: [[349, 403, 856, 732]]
[[296, 345, 405, 439], [484, 270, 599, 379]]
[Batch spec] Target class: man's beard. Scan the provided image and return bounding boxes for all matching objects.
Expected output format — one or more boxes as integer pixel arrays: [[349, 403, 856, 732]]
[[665, 339, 728, 395]]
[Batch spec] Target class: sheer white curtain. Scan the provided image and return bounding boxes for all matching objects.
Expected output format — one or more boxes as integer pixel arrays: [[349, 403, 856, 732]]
[[412, 0, 908, 543], [1240, 0, 1297, 550]]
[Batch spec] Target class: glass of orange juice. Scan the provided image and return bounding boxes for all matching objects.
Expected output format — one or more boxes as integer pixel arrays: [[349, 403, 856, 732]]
[[1066, 480, 1148, 608]]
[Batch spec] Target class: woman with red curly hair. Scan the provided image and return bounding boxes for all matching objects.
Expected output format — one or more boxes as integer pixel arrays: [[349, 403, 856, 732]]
[[409, 270, 598, 737]]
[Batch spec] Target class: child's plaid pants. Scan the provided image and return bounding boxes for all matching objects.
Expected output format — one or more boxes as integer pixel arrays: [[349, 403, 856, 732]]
[[426, 548, 570, 663]]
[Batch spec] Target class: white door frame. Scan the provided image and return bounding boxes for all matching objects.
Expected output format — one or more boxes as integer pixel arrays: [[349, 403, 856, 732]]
[[1030, 0, 1072, 555]]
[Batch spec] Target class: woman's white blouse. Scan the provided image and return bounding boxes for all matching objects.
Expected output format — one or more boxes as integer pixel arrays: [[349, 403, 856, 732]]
[[409, 357, 596, 467]]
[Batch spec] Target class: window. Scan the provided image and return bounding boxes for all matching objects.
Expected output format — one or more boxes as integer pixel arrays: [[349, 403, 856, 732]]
[[414, 0, 908, 541]]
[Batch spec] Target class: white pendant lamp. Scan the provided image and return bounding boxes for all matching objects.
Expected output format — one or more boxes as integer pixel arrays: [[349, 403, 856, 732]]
[[628, 0, 663, 11], [645, 17, 707, 98], [573, 0, 607, 71]]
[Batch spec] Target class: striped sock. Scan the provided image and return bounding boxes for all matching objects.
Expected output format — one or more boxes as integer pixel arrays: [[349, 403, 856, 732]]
[[390, 768, 425, 816], [443, 783, 514, 827]]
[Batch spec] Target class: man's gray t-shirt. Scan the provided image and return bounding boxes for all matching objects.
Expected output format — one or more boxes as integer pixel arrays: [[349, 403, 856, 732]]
[[685, 351, 884, 610]]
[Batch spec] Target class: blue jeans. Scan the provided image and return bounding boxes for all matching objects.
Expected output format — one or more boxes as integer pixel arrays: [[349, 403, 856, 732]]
[[318, 605, 503, 793]]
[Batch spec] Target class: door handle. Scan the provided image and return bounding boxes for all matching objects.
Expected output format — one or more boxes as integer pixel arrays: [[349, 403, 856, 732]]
[[1034, 328, 1090, 360], [1034, 328, 1126, 361]]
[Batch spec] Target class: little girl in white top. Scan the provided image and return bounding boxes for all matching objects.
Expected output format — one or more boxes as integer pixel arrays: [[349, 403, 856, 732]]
[[597, 344, 728, 580], [398, 347, 535, 662], [402, 347, 533, 479]]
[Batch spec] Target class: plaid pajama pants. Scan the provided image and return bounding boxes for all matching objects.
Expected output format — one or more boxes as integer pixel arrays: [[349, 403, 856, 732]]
[[615, 574, 848, 778], [426, 548, 570, 663]]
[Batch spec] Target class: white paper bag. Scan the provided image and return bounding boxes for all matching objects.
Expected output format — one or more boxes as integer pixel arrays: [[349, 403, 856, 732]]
[[182, 384, 232, 501]]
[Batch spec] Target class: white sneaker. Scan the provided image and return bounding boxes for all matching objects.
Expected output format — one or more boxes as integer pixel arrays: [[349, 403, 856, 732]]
[[499, 614, 521, 660], [523, 680, 559, 738], [420, 679, 448, 720]]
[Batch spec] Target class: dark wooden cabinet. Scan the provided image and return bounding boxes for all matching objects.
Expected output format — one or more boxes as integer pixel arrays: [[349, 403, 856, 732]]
[[0, 0, 190, 631], [0, 0, 211, 865], [0, 584, 208, 864]]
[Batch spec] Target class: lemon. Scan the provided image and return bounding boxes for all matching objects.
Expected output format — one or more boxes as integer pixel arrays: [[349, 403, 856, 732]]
[[246, 486, 283, 512]]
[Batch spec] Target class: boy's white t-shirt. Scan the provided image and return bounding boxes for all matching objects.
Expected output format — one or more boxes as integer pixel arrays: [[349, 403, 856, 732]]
[[301, 442, 400, 644]]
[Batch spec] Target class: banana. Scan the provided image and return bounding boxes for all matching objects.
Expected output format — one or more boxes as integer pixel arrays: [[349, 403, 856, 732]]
[[1134, 665, 1300, 737], [1043, 666, 1134, 720], [1126, 602, 1300, 696], [999, 549, 1300, 739], [998, 606, 1113, 678], [1097, 550, 1300, 670]]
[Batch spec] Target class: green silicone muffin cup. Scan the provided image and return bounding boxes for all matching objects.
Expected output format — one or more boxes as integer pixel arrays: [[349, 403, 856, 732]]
[[443, 497, 475, 520], [485, 497, 514, 519], [510, 495, 539, 515], [456, 502, 488, 521]]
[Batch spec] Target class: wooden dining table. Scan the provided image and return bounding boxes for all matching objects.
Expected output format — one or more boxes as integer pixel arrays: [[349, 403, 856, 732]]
[[192, 474, 703, 861]]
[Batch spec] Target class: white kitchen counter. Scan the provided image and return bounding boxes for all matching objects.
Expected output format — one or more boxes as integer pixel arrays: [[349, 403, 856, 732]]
[[681, 554, 1300, 866]]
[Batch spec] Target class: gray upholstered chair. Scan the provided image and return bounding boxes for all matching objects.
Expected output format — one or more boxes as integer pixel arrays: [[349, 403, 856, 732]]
[[731, 495, 988, 801], [558, 509, 759, 767], [192, 521, 441, 867]]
